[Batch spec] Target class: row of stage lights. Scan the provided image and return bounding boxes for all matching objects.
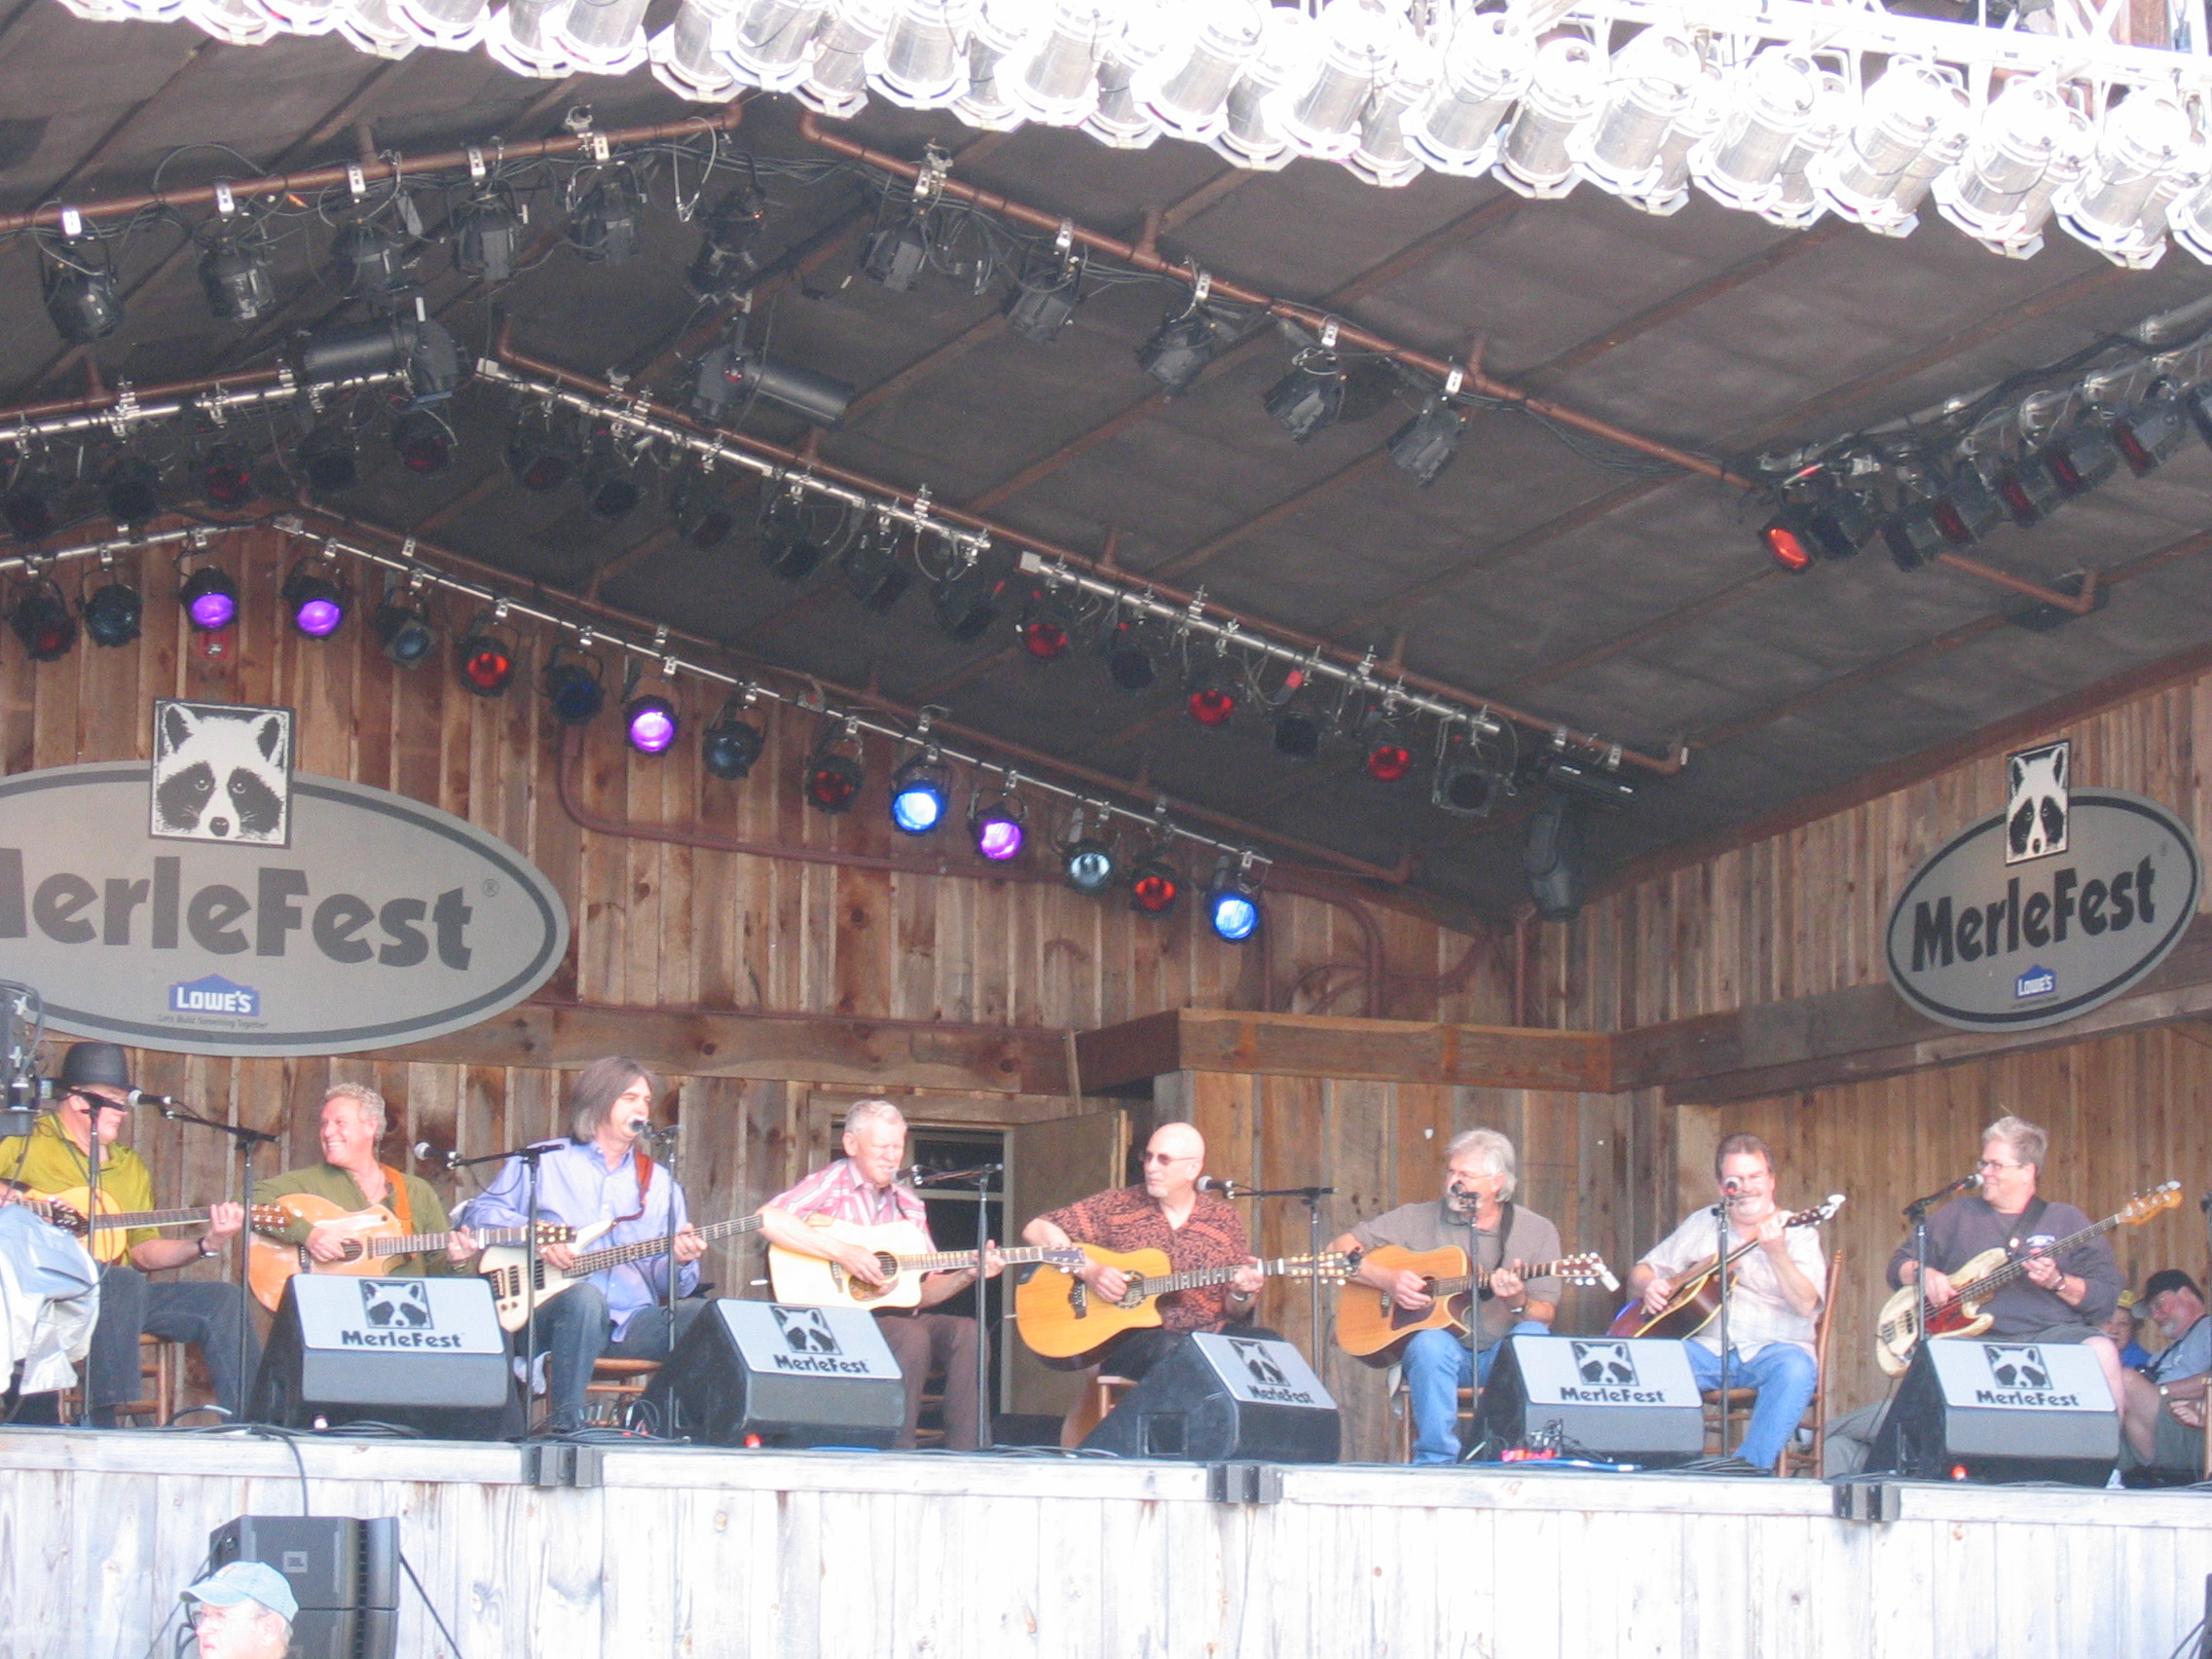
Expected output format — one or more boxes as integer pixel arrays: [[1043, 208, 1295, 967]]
[[2, 536, 1269, 940], [56, 0, 2212, 270]]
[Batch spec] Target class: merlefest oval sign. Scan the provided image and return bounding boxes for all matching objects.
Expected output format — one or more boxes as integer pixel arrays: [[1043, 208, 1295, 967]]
[[1885, 741, 2201, 1032], [1, 725, 569, 1056]]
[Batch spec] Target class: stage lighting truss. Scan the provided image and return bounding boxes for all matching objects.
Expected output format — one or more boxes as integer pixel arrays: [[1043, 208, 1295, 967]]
[[10, 576, 78, 662], [542, 641, 608, 724], [803, 715, 866, 813], [702, 686, 768, 780], [1204, 850, 1262, 942], [968, 775, 1027, 861]]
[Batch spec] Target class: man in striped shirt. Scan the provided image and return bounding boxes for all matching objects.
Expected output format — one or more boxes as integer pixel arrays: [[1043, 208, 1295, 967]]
[[760, 1100, 1000, 1450]]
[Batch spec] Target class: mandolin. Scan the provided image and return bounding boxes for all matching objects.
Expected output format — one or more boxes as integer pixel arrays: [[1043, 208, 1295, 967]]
[[1334, 1245, 1618, 1364], [246, 1191, 574, 1312], [476, 1212, 768, 1332], [1606, 1196, 1845, 1342], [1873, 1181, 2181, 1376], [2, 1183, 285, 1265], [1014, 1243, 1355, 1364], [767, 1217, 1087, 1310]]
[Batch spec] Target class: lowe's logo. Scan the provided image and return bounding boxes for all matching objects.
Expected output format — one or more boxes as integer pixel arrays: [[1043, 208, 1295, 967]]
[[2014, 965, 2056, 1000], [168, 975, 259, 1016]]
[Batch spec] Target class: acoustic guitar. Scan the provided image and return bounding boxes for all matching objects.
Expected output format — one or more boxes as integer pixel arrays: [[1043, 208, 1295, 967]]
[[1605, 1196, 1845, 1341], [1014, 1244, 1354, 1364], [1, 1183, 286, 1265], [246, 1191, 574, 1312], [767, 1217, 1087, 1309], [1873, 1180, 2181, 1376], [1334, 1245, 1618, 1365], [476, 1212, 767, 1332]]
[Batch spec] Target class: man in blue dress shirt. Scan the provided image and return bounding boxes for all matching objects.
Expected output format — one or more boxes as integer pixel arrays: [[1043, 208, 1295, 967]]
[[461, 1056, 707, 1432]]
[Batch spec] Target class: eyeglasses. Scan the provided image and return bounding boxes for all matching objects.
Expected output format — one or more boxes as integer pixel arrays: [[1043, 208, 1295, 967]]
[[1975, 1159, 2028, 1171], [1141, 1152, 1197, 1165]]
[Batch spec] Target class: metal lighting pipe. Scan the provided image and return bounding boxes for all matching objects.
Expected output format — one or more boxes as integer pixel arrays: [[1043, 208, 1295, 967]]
[[0, 372, 399, 446], [1934, 552, 2100, 616], [796, 114, 1745, 491], [0, 108, 748, 236]]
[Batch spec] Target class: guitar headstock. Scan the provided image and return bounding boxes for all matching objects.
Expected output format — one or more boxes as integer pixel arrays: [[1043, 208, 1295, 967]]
[[2121, 1181, 2184, 1225], [1277, 1253, 1355, 1279], [247, 1204, 290, 1232], [1793, 1195, 1847, 1227], [538, 1223, 577, 1243], [34, 1198, 86, 1235], [1041, 1246, 1088, 1270], [1555, 1252, 1617, 1290]]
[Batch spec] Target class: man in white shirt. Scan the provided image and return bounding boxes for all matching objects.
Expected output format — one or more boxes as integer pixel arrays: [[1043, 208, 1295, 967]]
[[1626, 1132, 1825, 1470]]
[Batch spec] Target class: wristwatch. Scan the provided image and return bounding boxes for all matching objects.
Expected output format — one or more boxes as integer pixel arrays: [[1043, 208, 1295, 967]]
[[197, 1237, 218, 1259]]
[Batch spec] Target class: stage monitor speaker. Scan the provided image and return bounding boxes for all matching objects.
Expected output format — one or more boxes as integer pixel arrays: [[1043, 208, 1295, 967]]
[[649, 1300, 906, 1448], [1472, 1336, 1705, 1465], [1870, 1337, 2118, 1486], [1077, 1333, 1340, 1463], [249, 1274, 514, 1438], [208, 1515, 398, 1659]]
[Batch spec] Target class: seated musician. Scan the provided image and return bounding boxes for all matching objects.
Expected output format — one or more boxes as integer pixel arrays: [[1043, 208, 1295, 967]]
[[1328, 1127, 1560, 1465], [1020, 1121, 1265, 1380], [457, 1056, 707, 1434], [758, 1099, 1001, 1451], [1888, 1114, 2125, 1411], [255, 1083, 479, 1276], [1628, 1131, 1823, 1470], [0, 1042, 257, 1424], [2119, 1270, 2209, 1474]]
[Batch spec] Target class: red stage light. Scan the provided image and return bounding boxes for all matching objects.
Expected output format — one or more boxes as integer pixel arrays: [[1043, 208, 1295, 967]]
[[1760, 521, 1813, 572], [1187, 687, 1235, 727], [1365, 741, 1413, 783]]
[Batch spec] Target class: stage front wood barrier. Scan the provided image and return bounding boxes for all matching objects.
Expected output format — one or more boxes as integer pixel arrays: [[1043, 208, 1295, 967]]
[[7, 1429, 2203, 1659]]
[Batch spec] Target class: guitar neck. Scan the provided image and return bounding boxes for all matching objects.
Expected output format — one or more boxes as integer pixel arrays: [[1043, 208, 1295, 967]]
[[366, 1224, 546, 1255], [88, 1205, 213, 1232], [881, 1244, 1060, 1276], [1952, 1213, 2124, 1305], [1433, 1257, 1582, 1297], [572, 1213, 763, 1274], [1135, 1255, 1325, 1297]]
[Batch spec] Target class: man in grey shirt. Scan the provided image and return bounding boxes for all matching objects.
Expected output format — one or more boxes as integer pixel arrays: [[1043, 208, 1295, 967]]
[[2120, 1269, 2210, 1473], [1331, 1128, 1562, 1464]]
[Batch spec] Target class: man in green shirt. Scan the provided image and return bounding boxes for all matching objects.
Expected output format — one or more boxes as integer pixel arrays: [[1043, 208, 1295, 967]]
[[254, 1083, 478, 1278], [0, 1043, 253, 1424]]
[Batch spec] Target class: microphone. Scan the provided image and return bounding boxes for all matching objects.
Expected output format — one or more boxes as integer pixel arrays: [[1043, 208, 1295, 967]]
[[893, 1163, 931, 1185], [127, 1088, 178, 1109], [413, 1140, 461, 1170], [1720, 1177, 1744, 1196], [1195, 1175, 1242, 1197], [635, 1123, 681, 1144]]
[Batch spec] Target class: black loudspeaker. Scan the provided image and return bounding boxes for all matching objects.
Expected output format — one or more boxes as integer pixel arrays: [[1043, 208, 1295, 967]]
[[250, 1274, 514, 1438], [1472, 1335, 1705, 1464], [208, 1515, 398, 1659], [648, 1300, 907, 1448], [1078, 1333, 1340, 1463], [1870, 1338, 2119, 1486]]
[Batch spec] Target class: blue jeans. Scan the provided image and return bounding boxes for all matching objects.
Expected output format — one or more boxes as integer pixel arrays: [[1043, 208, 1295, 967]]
[[1403, 1321, 1550, 1464], [530, 1284, 705, 1430], [1686, 1342, 1817, 1469]]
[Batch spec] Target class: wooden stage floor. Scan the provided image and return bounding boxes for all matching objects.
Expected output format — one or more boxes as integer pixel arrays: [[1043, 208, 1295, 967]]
[[5, 1428, 2206, 1658]]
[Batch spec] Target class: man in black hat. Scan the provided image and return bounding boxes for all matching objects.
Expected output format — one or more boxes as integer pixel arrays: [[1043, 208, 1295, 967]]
[[0, 1042, 256, 1423]]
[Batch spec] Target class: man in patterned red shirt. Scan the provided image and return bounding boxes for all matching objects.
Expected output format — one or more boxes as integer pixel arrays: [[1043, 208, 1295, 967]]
[[1021, 1121, 1266, 1379], [759, 1099, 999, 1450]]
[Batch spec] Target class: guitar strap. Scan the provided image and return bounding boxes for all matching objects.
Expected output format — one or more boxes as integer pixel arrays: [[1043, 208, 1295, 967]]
[[610, 1149, 655, 1225], [378, 1166, 416, 1236], [2006, 1197, 2051, 1256]]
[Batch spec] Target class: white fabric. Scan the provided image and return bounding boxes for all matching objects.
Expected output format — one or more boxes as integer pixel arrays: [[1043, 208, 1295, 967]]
[[0, 1203, 100, 1394], [1640, 1204, 1825, 1360]]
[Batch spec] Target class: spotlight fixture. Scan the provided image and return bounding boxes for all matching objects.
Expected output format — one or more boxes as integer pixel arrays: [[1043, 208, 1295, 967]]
[[1432, 729, 1503, 816], [1204, 853, 1262, 942], [803, 720, 866, 813], [455, 617, 517, 696], [1272, 699, 1323, 761], [1926, 460, 2004, 547], [1523, 794, 1587, 921], [178, 565, 240, 633], [1993, 452, 2063, 527], [1881, 491, 1950, 573], [197, 218, 276, 323], [300, 314, 461, 399], [199, 443, 257, 511], [702, 694, 766, 781], [1060, 808, 1118, 896], [669, 468, 737, 550], [624, 692, 680, 756], [861, 214, 929, 290], [1185, 658, 1238, 727], [453, 189, 525, 282], [329, 218, 411, 302], [1387, 398, 1465, 485], [101, 458, 161, 529], [1540, 753, 1637, 809], [931, 558, 1001, 643], [1136, 300, 1231, 395], [843, 521, 911, 612], [689, 326, 856, 428], [758, 494, 826, 581], [1365, 732, 1414, 783], [373, 593, 435, 667], [1757, 477, 1879, 571], [1017, 582, 1076, 661], [10, 580, 77, 662], [505, 408, 572, 492], [1005, 250, 1082, 345], [1127, 851, 1181, 917], [541, 646, 607, 725], [568, 168, 642, 264], [2, 469, 57, 542], [685, 184, 768, 300], [1104, 617, 1161, 691], [42, 235, 123, 345], [390, 408, 457, 474], [2111, 387, 2190, 476], [296, 423, 359, 494], [1264, 348, 1346, 443], [81, 572, 143, 647], [968, 782, 1026, 861], [2038, 421, 2120, 498], [578, 434, 644, 520], [281, 563, 348, 639], [889, 751, 953, 833]]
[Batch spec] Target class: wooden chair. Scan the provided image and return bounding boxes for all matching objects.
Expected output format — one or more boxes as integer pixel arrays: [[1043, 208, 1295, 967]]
[[60, 1335, 182, 1426], [1059, 1375, 1137, 1448], [1387, 1368, 1476, 1464], [582, 1357, 661, 1427], [1701, 1248, 1845, 1475]]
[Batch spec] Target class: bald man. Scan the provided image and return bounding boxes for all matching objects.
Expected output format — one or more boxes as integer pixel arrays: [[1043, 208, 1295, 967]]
[[1021, 1122, 1266, 1379]]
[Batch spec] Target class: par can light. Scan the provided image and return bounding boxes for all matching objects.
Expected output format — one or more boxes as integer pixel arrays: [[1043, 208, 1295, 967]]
[[374, 596, 436, 666], [1127, 854, 1181, 916], [624, 693, 680, 756], [805, 752, 866, 813], [703, 710, 766, 781], [889, 755, 952, 833], [81, 577, 143, 648], [281, 566, 348, 639], [178, 566, 240, 633], [1204, 854, 1262, 941], [456, 625, 517, 697], [542, 650, 607, 725], [10, 582, 77, 662]]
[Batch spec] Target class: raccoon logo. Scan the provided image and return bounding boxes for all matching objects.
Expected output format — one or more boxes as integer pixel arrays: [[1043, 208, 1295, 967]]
[[2005, 740, 2069, 866], [1571, 1340, 1640, 1386], [359, 1279, 431, 1329], [150, 699, 292, 845], [1229, 1339, 1288, 1386], [771, 1307, 841, 1354], [1982, 1344, 2050, 1391]]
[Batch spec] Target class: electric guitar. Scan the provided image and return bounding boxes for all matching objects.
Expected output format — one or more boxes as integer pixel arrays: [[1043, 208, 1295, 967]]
[[1014, 1244, 1355, 1364], [1335, 1246, 1617, 1364], [476, 1212, 767, 1332], [1874, 1180, 2182, 1375], [1605, 1196, 1845, 1341], [767, 1217, 1087, 1310], [1, 1182, 286, 1265], [246, 1191, 574, 1312]]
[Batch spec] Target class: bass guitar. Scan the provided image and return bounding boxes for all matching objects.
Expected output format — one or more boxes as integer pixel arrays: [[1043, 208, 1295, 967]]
[[246, 1192, 574, 1312], [1, 1183, 286, 1265], [1874, 1180, 2181, 1376], [1014, 1244, 1355, 1364], [767, 1218, 1087, 1309], [476, 1212, 766, 1332], [1335, 1246, 1618, 1364], [1605, 1196, 1845, 1341]]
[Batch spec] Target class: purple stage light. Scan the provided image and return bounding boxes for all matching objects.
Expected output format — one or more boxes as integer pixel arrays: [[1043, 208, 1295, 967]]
[[625, 695, 679, 756], [294, 597, 344, 638], [975, 815, 1023, 862]]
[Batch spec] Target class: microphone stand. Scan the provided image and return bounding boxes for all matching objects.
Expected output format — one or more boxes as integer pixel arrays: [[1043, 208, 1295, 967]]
[[1901, 1175, 1974, 1380], [2200, 1191, 2211, 1482], [160, 1104, 280, 1422], [1714, 1189, 1734, 1460], [449, 1140, 557, 1438], [911, 1163, 1004, 1451], [1237, 1186, 1336, 1366]]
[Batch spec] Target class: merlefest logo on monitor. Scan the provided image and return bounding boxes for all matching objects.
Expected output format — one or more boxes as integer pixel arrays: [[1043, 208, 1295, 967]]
[[0, 702, 571, 1057]]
